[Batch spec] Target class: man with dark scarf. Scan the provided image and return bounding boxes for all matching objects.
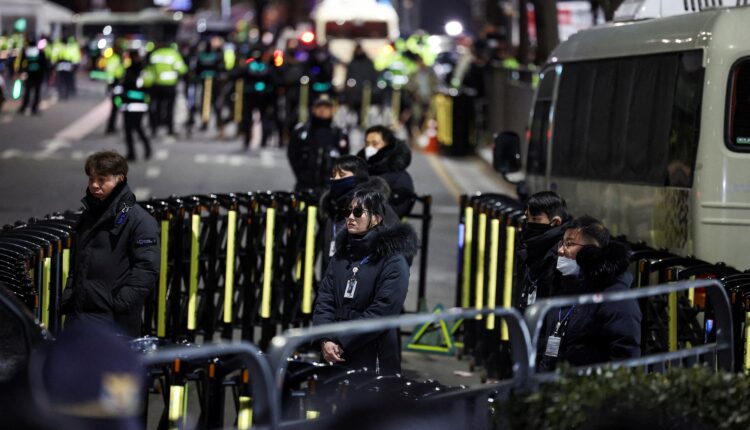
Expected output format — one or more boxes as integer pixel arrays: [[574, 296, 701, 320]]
[[287, 97, 349, 195], [61, 151, 160, 337], [517, 191, 572, 311]]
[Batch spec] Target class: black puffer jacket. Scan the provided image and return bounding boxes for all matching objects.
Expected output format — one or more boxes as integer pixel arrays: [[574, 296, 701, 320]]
[[537, 240, 642, 371], [313, 223, 418, 374], [357, 140, 416, 217], [62, 182, 160, 337]]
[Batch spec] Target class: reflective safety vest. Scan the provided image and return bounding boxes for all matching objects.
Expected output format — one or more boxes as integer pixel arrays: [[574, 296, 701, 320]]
[[105, 53, 125, 84], [148, 47, 187, 86]]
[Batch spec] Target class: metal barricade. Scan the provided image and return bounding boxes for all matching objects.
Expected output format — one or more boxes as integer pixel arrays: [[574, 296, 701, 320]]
[[141, 342, 277, 430], [267, 308, 532, 430], [525, 280, 734, 374]]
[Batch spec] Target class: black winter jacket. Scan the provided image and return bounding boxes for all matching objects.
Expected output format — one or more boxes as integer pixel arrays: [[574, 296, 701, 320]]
[[313, 223, 418, 374], [357, 140, 415, 217], [537, 241, 642, 371], [517, 222, 568, 311], [288, 119, 349, 193], [62, 182, 160, 337]]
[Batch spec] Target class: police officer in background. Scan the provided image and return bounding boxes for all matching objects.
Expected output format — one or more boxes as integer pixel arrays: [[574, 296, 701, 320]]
[[104, 44, 124, 134], [54, 36, 81, 100], [17, 36, 48, 115], [61, 151, 160, 337], [287, 97, 349, 194], [121, 50, 152, 161], [147, 41, 187, 137]]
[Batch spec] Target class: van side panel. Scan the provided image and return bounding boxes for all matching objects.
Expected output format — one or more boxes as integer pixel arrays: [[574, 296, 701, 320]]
[[692, 9, 750, 269]]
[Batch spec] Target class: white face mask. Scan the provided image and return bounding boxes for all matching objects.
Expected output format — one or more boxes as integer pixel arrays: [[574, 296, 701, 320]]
[[364, 146, 379, 160], [556, 256, 580, 277]]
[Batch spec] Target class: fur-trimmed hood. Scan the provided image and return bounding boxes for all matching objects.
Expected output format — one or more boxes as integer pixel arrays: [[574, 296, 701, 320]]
[[356, 139, 412, 174], [576, 240, 632, 290], [335, 223, 418, 263]]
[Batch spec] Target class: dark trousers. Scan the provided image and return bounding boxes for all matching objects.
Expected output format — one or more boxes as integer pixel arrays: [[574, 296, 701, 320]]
[[19, 78, 42, 114], [149, 85, 176, 135], [124, 111, 151, 160], [57, 69, 75, 100], [106, 93, 118, 133]]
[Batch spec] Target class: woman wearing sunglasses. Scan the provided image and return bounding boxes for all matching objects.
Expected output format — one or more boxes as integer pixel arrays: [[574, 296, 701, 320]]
[[313, 189, 417, 375]]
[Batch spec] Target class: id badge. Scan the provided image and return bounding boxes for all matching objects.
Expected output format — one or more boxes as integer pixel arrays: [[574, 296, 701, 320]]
[[344, 278, 357, 299], [544, 335, 562, 357], [527, 289, 537, 306], [329, 241, 336, 257]]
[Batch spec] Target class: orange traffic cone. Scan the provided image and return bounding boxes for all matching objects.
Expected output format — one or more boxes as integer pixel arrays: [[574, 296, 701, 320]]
[[424, 119, 439, 154]]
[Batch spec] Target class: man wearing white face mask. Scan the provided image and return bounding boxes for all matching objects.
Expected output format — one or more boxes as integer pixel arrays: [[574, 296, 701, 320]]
[[537, 215, 642, 372]]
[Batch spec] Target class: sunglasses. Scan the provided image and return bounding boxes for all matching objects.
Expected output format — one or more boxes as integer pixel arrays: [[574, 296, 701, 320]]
[[342, 206, 368, 218]]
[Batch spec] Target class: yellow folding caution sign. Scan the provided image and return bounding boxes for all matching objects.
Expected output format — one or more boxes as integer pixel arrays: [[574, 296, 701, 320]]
[[404, 304, 456, 355]]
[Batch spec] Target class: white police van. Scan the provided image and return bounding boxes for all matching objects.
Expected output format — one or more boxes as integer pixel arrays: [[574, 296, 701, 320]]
[[495, 0, 750, 269]]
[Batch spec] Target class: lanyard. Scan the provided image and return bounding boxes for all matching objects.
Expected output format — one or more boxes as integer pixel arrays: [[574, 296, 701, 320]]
[[554, 306, 576, 336], [351, 255, 370, 277]]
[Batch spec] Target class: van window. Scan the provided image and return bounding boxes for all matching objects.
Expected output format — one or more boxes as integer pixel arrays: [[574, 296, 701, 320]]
[[526, 66, 559, 175], [551, 50, 703, 187], [727, 58, 750, 150]]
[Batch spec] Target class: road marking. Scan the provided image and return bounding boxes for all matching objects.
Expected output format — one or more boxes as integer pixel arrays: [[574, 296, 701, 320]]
[[195, 154, 209, 163], [259, 150, 276, 167], [1, 116, 11, 124], [154, 149, 169, 160], [145, 166, 161, 178], [71, 150, 86, 160], [33, 138, 71, 159], [132, 187, 151, 200], [425, 153, 462, 200], [1, 149, 21, 159], [228, 155, 245, 166], [55, 99, 111, 141]]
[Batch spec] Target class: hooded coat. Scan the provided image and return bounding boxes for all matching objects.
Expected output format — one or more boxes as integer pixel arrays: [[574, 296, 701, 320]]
[[313, 222, 418, 374], [537, 240, 642, 371], [357, 140, 416, 217], [62, 182, 160, 337], [318, 177, 401, 272]]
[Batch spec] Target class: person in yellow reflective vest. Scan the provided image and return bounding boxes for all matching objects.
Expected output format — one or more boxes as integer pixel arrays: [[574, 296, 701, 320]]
[[55, 36, 81, 100], [146, 41, 187, 137], [105, 46, 125, 134]]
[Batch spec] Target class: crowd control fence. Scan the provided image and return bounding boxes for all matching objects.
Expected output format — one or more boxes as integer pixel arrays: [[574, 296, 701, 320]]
[[455, 192, 750, 377], [526, 279, 734, 376], [0, 190, 433, 348]]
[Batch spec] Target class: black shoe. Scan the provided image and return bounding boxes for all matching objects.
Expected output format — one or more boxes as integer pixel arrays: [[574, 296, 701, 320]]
[[126, 154, 136, 161]]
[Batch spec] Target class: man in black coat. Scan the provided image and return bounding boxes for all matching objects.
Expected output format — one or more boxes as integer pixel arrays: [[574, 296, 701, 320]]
[[357, 125, 416, 217], [517, 191, 572, 311], [537, 216, 642, 372], [287, 97, 349, 194], [62, 151, 160, 337]]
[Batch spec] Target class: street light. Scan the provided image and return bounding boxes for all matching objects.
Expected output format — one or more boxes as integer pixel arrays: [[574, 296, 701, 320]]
[[445, 20, 463, 37]]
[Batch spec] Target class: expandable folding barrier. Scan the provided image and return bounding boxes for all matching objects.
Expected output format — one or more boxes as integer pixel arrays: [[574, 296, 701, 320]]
[[140, 342, 276, 430], [455, 193, 525, 379], [0, 216, 75, 335], [0, 190, 433, 350]]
